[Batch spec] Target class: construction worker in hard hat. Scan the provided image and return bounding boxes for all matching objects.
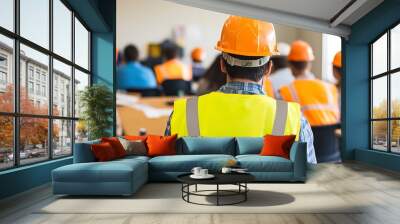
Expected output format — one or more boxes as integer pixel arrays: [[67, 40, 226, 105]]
[[165, 16, 317, 165], [268, 42, 293, 98], [280, 40, 340, 163], [191, 47, 206, 82], [332, 51, 342, 94], [154, 43, 192, 85]]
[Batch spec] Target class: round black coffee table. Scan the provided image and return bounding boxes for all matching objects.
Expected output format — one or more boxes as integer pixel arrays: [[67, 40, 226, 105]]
[[177, 173, 255, 206]]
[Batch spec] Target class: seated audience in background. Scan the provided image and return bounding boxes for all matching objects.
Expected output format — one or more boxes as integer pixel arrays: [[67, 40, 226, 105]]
[[191, 47, 206, 82], [154, 44, 192, 84], [196, 54, 227, 95], [268, 42, 293, 98], [117, 45, 157, 90]]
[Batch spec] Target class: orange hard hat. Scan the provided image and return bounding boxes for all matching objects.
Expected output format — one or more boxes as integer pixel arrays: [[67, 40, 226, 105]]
[[215, 16, 279, 57], [333, 51, 342, 68], [191, 48, 205, 61], [288, 40, 315, 62]]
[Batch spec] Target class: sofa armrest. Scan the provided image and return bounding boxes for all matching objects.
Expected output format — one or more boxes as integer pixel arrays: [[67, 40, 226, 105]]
[[73, 140, 100, 163], [289, 142, 307, 182]]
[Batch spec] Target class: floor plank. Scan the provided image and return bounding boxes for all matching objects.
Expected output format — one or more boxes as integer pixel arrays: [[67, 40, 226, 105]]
[[1, 162, 400, 224]]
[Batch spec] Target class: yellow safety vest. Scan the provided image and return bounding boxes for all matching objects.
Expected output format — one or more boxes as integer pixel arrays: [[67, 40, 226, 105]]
[[171, 92, 302, 140]]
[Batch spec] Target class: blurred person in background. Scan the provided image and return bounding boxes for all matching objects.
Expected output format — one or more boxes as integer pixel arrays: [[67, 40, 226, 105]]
[[154, 44, 192, 84], [196, 54, 227, 95], [332, 51, 342, 105], [117, 44, 157, 90], [191, 47, 206, 82], [268, 42, 293, 98], [280, 40, 340, 163]]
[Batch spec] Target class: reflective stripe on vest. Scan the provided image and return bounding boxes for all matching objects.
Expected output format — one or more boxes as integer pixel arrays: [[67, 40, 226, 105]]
[[281, 80, 339, 126], [170, 92, 302, 139]]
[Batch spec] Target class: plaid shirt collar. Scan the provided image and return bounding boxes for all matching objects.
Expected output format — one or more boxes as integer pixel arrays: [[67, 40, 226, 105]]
[[218, 81, 265, 95]]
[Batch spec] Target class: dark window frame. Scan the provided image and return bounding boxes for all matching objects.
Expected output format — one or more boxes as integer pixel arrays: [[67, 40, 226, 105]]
[[0, 0, 92, 171], [370, 22, 400, 154]]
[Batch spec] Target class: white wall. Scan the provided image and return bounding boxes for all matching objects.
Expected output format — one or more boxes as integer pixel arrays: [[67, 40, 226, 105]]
[[117, 0, 299, 66], [117, 0, 336, 78]]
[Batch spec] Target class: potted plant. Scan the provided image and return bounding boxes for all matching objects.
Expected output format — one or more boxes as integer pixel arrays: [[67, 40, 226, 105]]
[[79, 84, 113, 140]]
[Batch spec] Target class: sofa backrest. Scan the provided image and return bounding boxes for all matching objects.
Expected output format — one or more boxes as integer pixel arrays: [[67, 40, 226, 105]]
[[73, 139, 100, 163], [235, 137, 264, 155], [177, 137, 236, 155]]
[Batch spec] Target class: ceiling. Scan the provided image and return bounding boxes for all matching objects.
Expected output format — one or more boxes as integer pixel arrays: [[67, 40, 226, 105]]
[[165, 0, 384, 37]]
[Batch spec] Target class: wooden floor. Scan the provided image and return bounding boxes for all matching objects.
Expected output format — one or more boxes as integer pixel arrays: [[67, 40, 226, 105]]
[[1, 162, 400, 224]]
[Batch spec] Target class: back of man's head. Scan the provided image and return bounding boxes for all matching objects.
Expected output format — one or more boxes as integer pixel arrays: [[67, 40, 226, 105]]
[[288, 61, 311, 77], [222, 54, 270, 82], [124, 45, 139, 62], [163, 46, 178, 60]]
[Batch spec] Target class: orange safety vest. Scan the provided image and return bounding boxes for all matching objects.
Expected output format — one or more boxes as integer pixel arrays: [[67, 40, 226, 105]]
[[263, 78, 274, 98], [280, 79, 339, 126], [154, 59, 192, 84]]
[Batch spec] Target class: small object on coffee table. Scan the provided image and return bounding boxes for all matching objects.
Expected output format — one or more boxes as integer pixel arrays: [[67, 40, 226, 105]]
[[177, 173, 255, 206]]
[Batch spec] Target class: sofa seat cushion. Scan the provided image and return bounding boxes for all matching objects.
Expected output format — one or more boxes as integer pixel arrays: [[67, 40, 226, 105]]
[[53, 159, 147, 183], [149, 154, 235, 172], [236, 155, 293, 172]]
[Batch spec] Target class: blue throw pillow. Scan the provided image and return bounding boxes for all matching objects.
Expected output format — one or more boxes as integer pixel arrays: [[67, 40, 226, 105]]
[[177, 137, 236, 155], [236, 137, 264, 155]]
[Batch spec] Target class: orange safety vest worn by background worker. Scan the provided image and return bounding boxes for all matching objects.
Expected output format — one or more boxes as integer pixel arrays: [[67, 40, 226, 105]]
[[264, 78, 275, 98], [154, 59, 192, 84], [280, 79, 339, 126]]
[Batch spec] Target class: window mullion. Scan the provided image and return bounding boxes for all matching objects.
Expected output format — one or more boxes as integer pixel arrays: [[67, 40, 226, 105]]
[[71, 11, 76, 155], [13, 0, 21, 167], [48, 0, 54, 160], [387, 30, 391, 152]]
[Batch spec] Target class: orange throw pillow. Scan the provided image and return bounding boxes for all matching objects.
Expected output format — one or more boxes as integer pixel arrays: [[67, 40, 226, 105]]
[[260, 135, 296, 159], [101, 137, 127, 158], [124, 135, 147, 142], [146, 134, 177, 157], [91, 142, 117, 162]]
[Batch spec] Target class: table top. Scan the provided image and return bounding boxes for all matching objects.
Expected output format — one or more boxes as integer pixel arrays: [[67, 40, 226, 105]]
[[177, 173, 255, 185], [117, 95, 181, 135]]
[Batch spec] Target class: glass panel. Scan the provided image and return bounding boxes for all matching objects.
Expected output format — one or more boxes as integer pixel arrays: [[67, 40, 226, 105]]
[[372, 33, 387, 76], [20, 117, 49, 165], [53, 59, 72, 117], [53, 0, 72, 60], [74, 18, 89, 70], [0, 0, 14, 31], [75, 120, 88, 143], [0, 34, 14, 112], [391, 72, 400, 118], [20, 0, 49, 48], [372, 121, 388, 151], [0, 116, 13, 170], [391, 24, 400, 70], [20, 44, 49, 115], [372, 77, 387, 119], [53, 119, 72, 157], [391, 120, 400, 153], [74, 69, 89, 118]]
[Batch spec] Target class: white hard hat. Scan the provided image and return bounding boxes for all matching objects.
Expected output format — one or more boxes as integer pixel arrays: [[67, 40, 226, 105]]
[[277, 42, 290, 56]]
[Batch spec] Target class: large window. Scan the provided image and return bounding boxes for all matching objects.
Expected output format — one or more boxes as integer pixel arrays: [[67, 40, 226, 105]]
[[0, 0, 91, 170], [371, 23, 400, 153]]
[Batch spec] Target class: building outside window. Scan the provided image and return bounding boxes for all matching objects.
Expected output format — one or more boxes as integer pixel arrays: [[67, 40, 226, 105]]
[[371, 23, 400, 154], [28, 66, 34, 80], [0, 0, 91, 170], [28, 81, 34, 94]]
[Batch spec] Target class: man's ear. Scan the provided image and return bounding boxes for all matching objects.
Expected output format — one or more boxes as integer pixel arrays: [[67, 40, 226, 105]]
[[220, 57, 226, 73], [264, 61, 273, 77]]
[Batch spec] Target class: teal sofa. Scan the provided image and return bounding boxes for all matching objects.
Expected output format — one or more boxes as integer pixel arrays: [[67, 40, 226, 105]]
[[52, 137, 307, 196]]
